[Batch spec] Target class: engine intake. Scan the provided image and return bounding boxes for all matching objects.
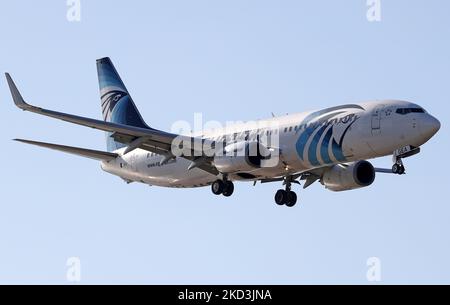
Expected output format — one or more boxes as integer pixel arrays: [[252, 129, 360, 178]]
[[322, 160, 375, 192]]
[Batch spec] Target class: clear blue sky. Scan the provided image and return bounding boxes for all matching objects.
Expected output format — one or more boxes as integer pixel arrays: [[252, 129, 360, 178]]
[[0, 0, 449, 284]]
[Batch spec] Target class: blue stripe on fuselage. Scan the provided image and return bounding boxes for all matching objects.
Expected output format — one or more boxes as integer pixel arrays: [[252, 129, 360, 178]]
[[296, 112, 346, 161], [308, 124, 328, 166], [320, 126, 333, 164]]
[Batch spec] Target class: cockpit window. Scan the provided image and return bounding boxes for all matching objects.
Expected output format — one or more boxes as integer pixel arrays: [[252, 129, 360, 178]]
[[396, 108, 425, 115]]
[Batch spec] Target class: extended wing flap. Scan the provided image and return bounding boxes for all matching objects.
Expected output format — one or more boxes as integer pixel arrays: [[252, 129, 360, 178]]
[[14, 139, 118, 161]]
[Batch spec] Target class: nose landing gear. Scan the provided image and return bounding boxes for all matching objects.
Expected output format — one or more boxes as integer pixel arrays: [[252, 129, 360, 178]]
[[392, 152, 407, 175], [392, 160, 406, 175], [391, 145, 421, 175]]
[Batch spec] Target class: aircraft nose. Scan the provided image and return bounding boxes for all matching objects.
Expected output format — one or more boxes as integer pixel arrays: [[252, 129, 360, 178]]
[[421, 114, 441, 138]]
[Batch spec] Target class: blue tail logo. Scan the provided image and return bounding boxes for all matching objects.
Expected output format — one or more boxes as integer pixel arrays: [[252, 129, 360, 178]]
[[96, 57, 150, 151]]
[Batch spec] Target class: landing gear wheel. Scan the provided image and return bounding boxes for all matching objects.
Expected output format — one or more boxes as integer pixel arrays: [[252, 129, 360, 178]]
[[392, 164, 399, 174], [285, 191, 297, 207], [222, 181, 234, 197], [211, 180, 224, 195], [392, 163, 405, 175], [275, 190, 287, 205]]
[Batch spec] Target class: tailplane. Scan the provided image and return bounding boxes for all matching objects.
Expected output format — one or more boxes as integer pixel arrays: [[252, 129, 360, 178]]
[[14, 139, 118, 161]]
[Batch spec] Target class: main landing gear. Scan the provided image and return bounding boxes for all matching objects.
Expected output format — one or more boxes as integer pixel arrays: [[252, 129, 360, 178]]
[[211, 179, 234, 197], [274, 177, 298, 207]]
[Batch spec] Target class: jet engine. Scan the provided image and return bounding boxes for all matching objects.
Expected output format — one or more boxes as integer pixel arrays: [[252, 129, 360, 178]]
[[321, 160, 376, 192], [213, 141, 272, 174]]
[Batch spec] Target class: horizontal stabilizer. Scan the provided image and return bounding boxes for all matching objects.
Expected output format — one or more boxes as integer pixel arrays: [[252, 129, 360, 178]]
[[14, 139, 118, 161]]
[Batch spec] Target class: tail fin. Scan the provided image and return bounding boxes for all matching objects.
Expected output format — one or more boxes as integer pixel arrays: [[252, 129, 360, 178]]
[[96, 57, 150, 151]]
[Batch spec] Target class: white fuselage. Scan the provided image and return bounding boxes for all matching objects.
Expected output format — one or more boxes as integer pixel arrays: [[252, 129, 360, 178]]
[[100, 100, 440, 188]]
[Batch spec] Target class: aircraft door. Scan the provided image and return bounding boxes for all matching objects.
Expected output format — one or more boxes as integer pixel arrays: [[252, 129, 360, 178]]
[[371, 105, 384, 135]]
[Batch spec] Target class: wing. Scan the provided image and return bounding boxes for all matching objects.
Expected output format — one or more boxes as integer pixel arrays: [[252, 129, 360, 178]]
[[6, 73, 219, 175], [258, 167, 326, 189]]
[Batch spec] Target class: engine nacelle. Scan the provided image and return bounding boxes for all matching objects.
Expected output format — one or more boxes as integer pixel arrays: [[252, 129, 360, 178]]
[[213, 141, 270, 174], [322, 160, 376, 192]]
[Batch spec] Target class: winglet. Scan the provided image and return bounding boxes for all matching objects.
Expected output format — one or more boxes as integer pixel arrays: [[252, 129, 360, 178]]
[[5, 73, 31, 110]]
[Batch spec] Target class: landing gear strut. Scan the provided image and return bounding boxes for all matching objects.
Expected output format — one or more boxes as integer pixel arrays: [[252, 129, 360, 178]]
[[274, 177, 298, 207], [211, 179, 234, 197]]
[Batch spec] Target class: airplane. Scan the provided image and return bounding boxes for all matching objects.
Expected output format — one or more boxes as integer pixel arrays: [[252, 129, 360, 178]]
[[6, 57, 441, 207]]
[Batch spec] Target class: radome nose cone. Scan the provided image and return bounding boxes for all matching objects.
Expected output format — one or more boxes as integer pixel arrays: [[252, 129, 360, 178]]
[[430, 116, 441, 134], [423, 115, 441, 138]]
